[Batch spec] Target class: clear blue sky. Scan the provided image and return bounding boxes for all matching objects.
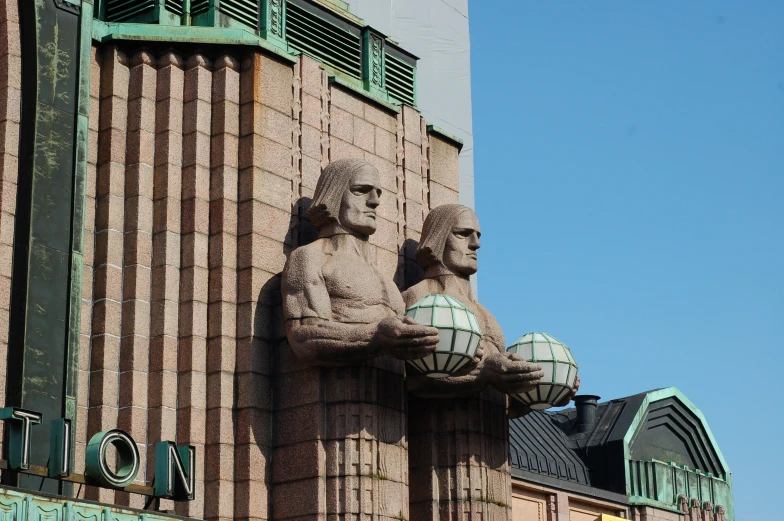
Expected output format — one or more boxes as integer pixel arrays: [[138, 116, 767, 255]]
[[469, 2, 783, 520]]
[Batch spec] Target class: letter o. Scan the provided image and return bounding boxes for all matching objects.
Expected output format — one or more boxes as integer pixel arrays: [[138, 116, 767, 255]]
[[85, 429, 140, 488]]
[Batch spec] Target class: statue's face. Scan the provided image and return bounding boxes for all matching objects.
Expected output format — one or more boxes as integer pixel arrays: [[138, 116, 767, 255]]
[[338, 165, 382, 235], [443, 211, 481, 276]]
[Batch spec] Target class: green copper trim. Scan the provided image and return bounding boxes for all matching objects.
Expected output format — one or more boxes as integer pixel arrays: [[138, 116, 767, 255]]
[[92, 0, 417, 111], [261, 0, 287, 48], [0, 486, 191, 520], [426, 124, 464, 151], [621, 388, 733, 520], [361, 27, 385, 97], [621, 387, 730, 474], [91, 19, 299, 62]]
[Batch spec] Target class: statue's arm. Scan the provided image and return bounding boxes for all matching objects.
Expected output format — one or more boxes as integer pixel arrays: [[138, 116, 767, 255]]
[[282, 247, 383, 366]]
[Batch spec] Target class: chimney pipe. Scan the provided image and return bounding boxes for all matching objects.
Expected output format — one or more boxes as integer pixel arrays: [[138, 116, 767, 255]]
[[574, 395, 600, 434]]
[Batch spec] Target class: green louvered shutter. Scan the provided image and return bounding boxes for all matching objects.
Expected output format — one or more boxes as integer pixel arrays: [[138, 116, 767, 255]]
[[385, 44, 417, 106], [219, 0, 259, 29], [190, 0, 259, 30], [190, 0, 210, 16], [104, 0, 155, 22], [285, 0, 362, 79], [164, 0, 184, 15]]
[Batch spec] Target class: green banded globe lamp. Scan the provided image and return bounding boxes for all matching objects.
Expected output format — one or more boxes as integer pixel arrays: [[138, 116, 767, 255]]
[[405, 294, 483, 378], [506, 332, 578, 410]]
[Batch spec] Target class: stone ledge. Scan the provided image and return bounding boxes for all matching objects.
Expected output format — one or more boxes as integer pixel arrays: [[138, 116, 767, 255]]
[[426, 124, 464, 152]]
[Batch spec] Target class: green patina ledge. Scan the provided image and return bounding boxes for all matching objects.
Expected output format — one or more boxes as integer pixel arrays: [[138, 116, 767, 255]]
[[623, 388, 734, 520], [91, 21, 404, 115], [92, 20, 298, 63], [0, 486, 193, 521], [426, 124, 464, 151]]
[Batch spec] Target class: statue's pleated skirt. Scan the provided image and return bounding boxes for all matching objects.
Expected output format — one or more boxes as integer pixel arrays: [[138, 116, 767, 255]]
[[272, 348, 408, 521], [408, 390, 512, 521]]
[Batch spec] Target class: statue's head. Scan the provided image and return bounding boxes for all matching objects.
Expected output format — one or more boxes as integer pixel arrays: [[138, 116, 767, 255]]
[[416, 204, 481, 277], [308, 159, 382, 236]]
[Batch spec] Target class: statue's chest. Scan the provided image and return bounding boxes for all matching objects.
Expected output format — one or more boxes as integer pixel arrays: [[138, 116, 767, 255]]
[[322, 254, 387, 302]]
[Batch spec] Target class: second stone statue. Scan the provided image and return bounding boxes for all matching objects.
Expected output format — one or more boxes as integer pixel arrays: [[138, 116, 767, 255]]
[[277, 158, 439, 521]]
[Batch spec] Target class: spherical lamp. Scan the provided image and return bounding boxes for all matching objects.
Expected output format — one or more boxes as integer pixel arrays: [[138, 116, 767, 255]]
[[506, 332, 578, 410], [405, 294, 483, 378]]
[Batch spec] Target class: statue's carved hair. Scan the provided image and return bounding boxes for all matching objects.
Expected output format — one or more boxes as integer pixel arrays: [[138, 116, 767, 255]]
[[308, 159, 374, 229], [415, 204, 474, 268]]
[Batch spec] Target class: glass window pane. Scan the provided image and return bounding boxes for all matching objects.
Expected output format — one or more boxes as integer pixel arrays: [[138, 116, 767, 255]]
[[555, 363, 570, 385], [438, 329, 454, 352], [453, 308, 471, 329], [551, 386, 569, 405], [416, 307, 432, 327], [454, 330, 472, 354], [444, 355, 460, 373], [516, 343, 533, 361], [421, 295, 435, 306], [435, 353, 451, 371], [567, 367, 577, 387], [541, 361, 555, 383], [539, 384, 552, 402], [534, 342, 552, 361], [468, 334, 481, 358], [434, 295, 448, 306], [467, 312, 480, 333], [421, 355, 434, 372], [551, 343, 567, 362], [434, 307, 453, 328]]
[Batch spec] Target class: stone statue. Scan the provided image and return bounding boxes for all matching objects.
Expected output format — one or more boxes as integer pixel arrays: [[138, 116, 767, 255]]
[[403, 204, 547, 400], [282, 158, 439, 364], [402, 204, 578, 521], [278, 158, 439, 521]]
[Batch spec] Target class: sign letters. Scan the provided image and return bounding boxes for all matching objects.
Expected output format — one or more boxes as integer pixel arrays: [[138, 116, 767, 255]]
[[0, 407, 195, 501]]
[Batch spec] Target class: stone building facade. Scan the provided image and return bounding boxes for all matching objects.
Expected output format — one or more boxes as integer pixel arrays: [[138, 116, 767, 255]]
[[0, 2, 734, 521], [1, 1, 463, 519], [79, 44, 461, 520]]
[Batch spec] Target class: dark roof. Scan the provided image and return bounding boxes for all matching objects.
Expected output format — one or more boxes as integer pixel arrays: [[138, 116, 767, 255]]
[[509, 411, 591, 485], [509, 391, 653, 498]]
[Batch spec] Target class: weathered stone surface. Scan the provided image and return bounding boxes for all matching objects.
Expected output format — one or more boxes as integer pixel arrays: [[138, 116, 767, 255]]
[[74, 40, 465, 519]]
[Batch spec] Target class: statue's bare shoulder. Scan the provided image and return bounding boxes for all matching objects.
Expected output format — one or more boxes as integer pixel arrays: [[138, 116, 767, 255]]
[[401, 280, 432, 308], [282, 240, 331, 321]]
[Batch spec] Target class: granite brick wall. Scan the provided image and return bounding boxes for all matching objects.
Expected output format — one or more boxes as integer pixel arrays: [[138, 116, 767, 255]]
[[74, 43, 461, 521], [0, 0, 21, 459]]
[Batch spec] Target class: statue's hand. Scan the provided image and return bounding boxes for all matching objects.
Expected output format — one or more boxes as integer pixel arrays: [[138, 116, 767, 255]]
[[553, 375, 580, 407], [482, 352, 543, 393], [373, 316, 439, 360]]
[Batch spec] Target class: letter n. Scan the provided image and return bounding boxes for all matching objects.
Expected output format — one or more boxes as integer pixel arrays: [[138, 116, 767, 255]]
[[154, 442, 196, 501]]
